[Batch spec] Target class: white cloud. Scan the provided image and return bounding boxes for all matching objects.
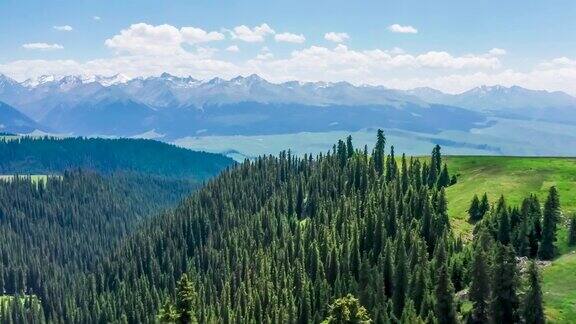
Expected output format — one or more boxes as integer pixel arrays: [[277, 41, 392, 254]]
[[387, 24, 418, 34], [22, 43, 64, 50], [5, 24, 576, 96], [488, 48, 507, 56], [274, 32, 305, 43], [53, 25, 73, 32], [538, 57, 576, 69], [105, 23, 183, 55], [93, 16, 101, 21], [324, 32, 349, 43], [230, 23, 275, 42], [181, 27, 225, 44], [104, 23, 225, 55], [226, 45, 240, 52]]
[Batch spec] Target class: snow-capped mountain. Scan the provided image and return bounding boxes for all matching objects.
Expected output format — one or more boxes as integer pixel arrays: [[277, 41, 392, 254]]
[[1, 72, 576, 139], [405, 85, 576, 111]]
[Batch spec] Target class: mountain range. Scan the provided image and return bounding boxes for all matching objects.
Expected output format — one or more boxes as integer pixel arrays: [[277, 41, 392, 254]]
[[1, 72, 575, 143]]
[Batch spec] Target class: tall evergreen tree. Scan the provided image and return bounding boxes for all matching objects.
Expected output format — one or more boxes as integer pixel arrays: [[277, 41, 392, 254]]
[[433, 241, 458, 324], [469, 244, 489, 324], [322, 294, 372, 324], [346, 135, 355, 158], [523, 261, 545, 324], [393, 236, 408, 318], [175, 274, 198, 324], [490, 244, 519, 324], [437, 164, 450, 188], [479, 193, 490, 219], [468, 195, 481, 222], [539, 186, 560, 260], [373, 129, 386, 175]]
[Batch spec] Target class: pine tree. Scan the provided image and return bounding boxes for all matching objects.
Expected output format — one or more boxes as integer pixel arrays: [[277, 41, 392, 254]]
[[322, 294, 372, 323], [568, 214, 576, 247], [373, 129, 386, 175], [346, 135, 354, 158], [539, 186, 560, 260], [433, 241, 458, 324], [497, 210, 511, 245], [158, 299, 179, 323], [437, 164, 450, 188], [383, 241, 394, 298], [468, 195, 481, 222], [523, 261, 545, 324], [175, 274, 198, 324], [479, 193, 490, 219], [490, 244, 519, 324], [393, 236, 408, 318], [469, 245, 489, 324]]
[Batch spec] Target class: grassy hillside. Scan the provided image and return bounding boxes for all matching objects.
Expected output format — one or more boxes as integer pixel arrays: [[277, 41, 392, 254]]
[[444, 156, 576, 238], [443, 156, 576, 323], [542, 252, 576, 323]]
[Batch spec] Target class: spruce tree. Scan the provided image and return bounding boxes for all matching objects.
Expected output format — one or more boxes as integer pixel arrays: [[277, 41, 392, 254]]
[[479, 193, 490, 219], [523, 261, 545, 324], [469, 245, 489, 324], [158, 299, 179, 323], [393, 236, 408, 318], [373, 129, 386, 175], [175, 274, 198, 324], [539, 186, 560, 260], [437, 164, 450, 188], [322, 294, 372, 323], [490, 244, 519, 324], [346, 135, 354, 158], [433, 241, 458, 324], [468, 195, 481, 222]]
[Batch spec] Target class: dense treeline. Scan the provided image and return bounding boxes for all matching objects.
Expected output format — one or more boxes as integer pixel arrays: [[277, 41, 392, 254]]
[[0, 131, 559, 323], [0, 136, 234, 179], [0, 171, 198, 323]]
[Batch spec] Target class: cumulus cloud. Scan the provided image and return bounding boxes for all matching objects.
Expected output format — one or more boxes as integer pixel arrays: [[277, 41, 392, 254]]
[[324, 32, 349, 43], [93, 16, 101, 21], [104, 23, 225, 55], [181, 27, 225, 43], [5, 22, 576, 96], [230, 23, 275, 42], [22, 43, 64, 50], [53, 25, 73, 32], [274, 32, 305, 43], [387, 24, 418, 34], [487, 48, 507, 56]]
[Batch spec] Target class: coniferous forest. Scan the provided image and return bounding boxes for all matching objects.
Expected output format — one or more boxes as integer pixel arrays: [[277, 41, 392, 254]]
[[0, 132, 563, 323]]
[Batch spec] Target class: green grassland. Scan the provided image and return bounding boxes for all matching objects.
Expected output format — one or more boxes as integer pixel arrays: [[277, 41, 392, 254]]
[[542, 252, 576, 323], [444, 156, 576, 238], [444, 156, 576, 323]]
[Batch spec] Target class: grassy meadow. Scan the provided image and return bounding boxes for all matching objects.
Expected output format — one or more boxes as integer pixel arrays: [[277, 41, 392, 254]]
[[443, 156, 576, 322]]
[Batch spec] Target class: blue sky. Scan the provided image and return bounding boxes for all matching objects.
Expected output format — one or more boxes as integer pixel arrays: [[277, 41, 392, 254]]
[[1, 0, 575, 94]]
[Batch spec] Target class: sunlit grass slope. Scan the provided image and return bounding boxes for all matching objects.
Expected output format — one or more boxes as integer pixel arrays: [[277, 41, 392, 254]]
[[443, 156, 576, 323], [444, 156, 576, 237]]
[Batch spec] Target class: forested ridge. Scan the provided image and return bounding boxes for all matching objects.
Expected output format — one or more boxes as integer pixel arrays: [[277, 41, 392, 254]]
[[0, 136, 234, 179], [0, 170, 201, 323], [0, 131, 564, 323]]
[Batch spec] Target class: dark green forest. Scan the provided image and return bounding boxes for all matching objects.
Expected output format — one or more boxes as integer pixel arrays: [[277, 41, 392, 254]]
[[0, 137, 234, 179], [0, 132, 557, 323]]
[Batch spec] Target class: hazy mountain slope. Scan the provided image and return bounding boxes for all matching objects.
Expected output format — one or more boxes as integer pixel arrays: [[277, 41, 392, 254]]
[[0, 101, 45, 133]]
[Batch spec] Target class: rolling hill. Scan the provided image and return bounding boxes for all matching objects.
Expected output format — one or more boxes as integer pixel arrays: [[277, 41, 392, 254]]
[[442, 156, 576, 323]]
